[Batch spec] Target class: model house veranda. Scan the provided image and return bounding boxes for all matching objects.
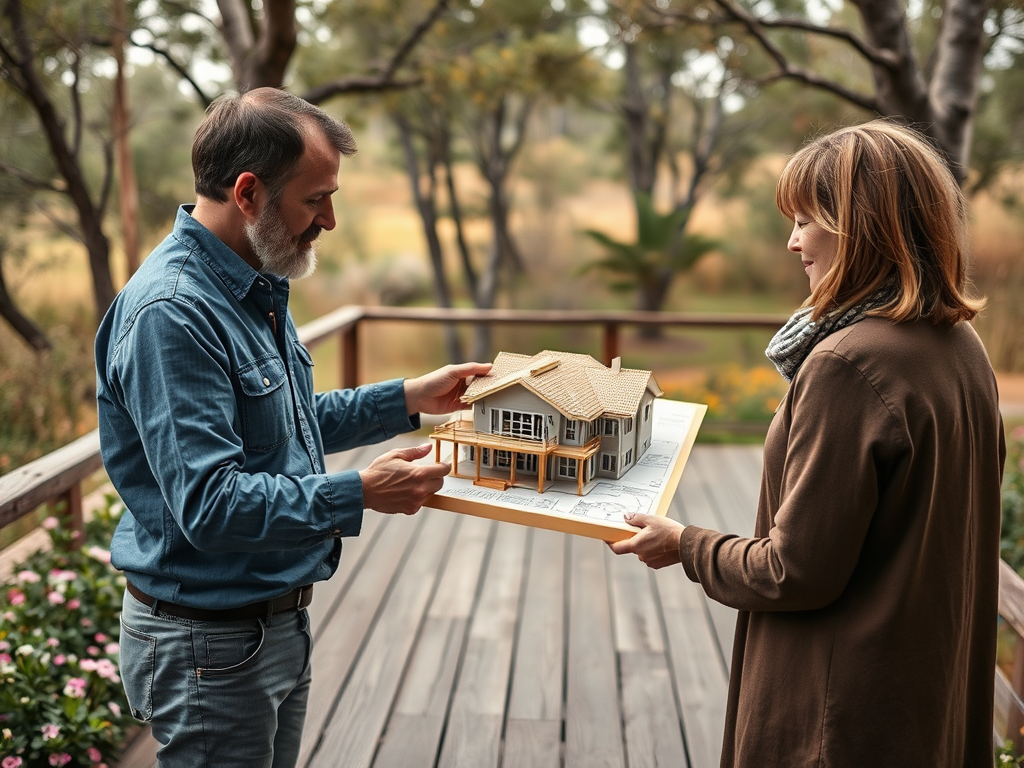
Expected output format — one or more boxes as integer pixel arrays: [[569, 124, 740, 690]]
[[430, 350, 663, 495]]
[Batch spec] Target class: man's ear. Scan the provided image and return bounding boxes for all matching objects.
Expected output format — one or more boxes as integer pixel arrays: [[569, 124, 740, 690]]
[[233, 172, 263, 221]]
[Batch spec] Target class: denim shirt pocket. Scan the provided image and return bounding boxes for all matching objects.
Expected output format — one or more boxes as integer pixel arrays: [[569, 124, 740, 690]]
[[236, 355, 294, 452]]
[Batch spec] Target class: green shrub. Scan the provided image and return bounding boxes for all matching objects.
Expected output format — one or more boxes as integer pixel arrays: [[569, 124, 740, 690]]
[[0, 497, 132, 768], [1001, 425, 1024, 574]]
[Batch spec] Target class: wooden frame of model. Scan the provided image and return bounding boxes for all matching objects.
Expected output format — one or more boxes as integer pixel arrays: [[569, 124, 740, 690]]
[[429, 350, 663, 496]]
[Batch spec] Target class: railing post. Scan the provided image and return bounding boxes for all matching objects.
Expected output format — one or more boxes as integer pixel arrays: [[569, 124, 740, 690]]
[[1011, 638, 1024, 752], [58, 483, 84, 549], [341, 322, 359, 390], [602, 323, 620, 367]]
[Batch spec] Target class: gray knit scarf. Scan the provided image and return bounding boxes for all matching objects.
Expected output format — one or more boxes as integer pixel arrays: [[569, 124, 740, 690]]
[[765, 282, 899, 382]]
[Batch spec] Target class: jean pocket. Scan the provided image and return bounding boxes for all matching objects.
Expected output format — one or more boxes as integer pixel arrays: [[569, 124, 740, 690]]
[[119, 622, 156, 721], [196, 621, 266, 679], [237, 355, 293, 452]]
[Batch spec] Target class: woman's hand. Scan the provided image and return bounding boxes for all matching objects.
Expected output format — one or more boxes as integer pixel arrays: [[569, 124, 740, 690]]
[[609, 513, 685, 570]]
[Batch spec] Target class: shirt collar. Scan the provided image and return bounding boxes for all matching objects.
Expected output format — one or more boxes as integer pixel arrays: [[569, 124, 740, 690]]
[[173, 204, 289, 301]]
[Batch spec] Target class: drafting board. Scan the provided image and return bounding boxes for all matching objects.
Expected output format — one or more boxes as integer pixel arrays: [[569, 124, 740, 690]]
[[424, 398, 706, 542]]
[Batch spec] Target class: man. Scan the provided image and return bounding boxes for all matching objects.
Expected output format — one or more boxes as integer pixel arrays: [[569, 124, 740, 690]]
[[95, 87, 490, 767]]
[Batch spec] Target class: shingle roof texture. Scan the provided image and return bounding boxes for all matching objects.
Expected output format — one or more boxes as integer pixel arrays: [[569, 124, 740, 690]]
[[462, 350, 661, 420]]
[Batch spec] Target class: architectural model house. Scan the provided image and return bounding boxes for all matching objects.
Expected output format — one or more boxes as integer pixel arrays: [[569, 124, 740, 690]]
[[430, 350, 663, 495]]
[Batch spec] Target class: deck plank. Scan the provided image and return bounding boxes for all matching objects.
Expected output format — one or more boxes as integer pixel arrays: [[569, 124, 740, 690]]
[[565, 537, 626, 768], [114, 442, 759, 768], [371, 514, 493, 768], [306, 509, 458, 768], [436, 522, 529, 768]]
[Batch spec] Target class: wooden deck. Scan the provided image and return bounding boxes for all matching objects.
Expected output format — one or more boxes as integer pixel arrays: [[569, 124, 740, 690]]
[[117, 439, 761, 768]]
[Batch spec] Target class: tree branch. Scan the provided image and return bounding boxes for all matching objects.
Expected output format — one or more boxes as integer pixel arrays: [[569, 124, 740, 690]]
[[129, 37, 213, 107], [383, 0, 451, 81], [710, 0, 880, 113], [302, 0, 449, 103], [0, 162, 64, 193]]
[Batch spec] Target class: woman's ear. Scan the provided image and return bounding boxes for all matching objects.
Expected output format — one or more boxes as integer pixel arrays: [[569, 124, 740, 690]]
[[233, 172, 263, 221]]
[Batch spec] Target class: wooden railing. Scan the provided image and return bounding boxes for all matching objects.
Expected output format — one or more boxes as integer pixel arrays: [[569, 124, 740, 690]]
[[1, 304, 1022, 750]]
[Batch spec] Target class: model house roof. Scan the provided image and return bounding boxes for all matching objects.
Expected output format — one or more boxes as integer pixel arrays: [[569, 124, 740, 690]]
[[462, 350, 663, 421]]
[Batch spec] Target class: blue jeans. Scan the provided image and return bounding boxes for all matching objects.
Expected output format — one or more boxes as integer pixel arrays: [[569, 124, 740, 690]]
[[119, 589, 313, 767]]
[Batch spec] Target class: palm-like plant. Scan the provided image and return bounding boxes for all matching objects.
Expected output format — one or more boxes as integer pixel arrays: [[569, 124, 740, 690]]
[[582, 191, 719, 316]]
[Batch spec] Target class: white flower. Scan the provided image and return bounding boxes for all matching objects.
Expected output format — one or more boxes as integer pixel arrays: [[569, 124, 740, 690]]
[[15, 645, 34, 657]]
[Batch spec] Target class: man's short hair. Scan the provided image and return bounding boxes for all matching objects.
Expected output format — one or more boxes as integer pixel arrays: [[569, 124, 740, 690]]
[[192, 87, 357, 203]]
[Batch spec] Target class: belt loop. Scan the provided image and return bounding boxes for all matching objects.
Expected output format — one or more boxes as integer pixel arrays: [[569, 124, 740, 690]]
[[265, 599, 275, 626], [149, 598, 160, 617]]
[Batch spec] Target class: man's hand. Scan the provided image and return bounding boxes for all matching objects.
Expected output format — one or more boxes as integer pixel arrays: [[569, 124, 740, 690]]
[[608, 513, 685, 570], [359, 443, 449, 516], [404, 362, 493, 416]]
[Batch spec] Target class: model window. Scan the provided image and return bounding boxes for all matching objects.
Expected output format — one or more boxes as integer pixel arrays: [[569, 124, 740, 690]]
[[601, 453, 617, 472], [624, 449, 633, 467], [644, 402, 651, 422], [516, 454, 539, 473], [495, 450, 511, 468], [623, 417, 633, 434], [558, 456, 577, 478], [495, 410, 544, 440], [565, 419, 577, 441], [602, 418, 618, 437]]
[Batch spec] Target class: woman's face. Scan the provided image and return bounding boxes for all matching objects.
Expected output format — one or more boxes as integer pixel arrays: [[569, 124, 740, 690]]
[[787, 215, 839, 293]]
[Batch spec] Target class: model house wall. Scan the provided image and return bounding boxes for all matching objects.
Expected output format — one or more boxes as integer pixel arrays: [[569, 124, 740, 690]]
[[444, 350, 662, 491]]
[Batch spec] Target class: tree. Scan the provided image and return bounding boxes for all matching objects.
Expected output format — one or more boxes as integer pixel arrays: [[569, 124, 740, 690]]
[[0, 0, 118, 326], [582, 190, 720, 313], [581, 1, 756, 319], [662, 0, 1022, 183]]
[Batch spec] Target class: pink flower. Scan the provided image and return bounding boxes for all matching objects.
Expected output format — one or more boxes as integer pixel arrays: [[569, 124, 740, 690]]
[[108, 702, 121, 718], [47, 592, 65, 606], [0, 641, 8, 651], [95, 659, 118, 681], [66, 599, 81, 611], [87, 748, 102, 762], [16, 570, 40, 583], [0, 653, 11, 664], [94, 633, 108, 643], [6, 589, 25, 606], [46, 638, 60, 648], [85, 546, 112, 564], [87, 646, 100, 656], [48, 754, 71, 767], [41, 723, 60, 740], [104, 642, 119, 656], [3, 757, 24, 768], [79, 659, 98, 672], [42, 516, 59, 530], [53, 654, 66, 666], [63, 677, 87, 698], [80, 618, 93, 628]]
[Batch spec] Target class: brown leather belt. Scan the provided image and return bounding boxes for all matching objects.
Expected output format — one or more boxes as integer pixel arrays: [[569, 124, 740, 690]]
[[126, 580, 313, 622]]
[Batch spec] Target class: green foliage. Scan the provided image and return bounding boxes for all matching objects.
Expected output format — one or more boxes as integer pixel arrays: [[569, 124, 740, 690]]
[[0, 498, 133, 768], [1001, 425, 1024, 574], [581, 191, 720, 301], [0, 317, 97, 477]]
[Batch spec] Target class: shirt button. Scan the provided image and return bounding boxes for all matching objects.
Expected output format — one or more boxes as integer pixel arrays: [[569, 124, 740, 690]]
[[263, 377, 271, 386]]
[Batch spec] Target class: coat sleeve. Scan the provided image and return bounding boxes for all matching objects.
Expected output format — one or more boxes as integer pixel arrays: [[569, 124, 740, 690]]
[[678, 350, 908, 612]]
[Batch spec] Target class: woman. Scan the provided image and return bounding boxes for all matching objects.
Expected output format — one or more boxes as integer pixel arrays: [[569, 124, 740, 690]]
[[611, 120, 1006, 767]]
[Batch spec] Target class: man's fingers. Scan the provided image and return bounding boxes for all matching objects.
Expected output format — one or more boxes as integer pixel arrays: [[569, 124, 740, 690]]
[[389, 443, 434, 462]]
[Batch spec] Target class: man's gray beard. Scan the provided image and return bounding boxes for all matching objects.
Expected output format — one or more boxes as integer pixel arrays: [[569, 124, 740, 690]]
[[244, 206, 318, 280]]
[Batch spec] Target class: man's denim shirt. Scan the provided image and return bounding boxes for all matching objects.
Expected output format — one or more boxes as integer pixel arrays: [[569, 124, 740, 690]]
[[95, 206, 417, 609]]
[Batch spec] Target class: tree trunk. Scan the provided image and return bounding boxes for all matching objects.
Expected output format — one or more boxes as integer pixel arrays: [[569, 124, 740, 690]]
[[2, 0, 116, 321], [113, 0, 140, 277], [0, 247, 50, 351], [394, 113, 463, 364]]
